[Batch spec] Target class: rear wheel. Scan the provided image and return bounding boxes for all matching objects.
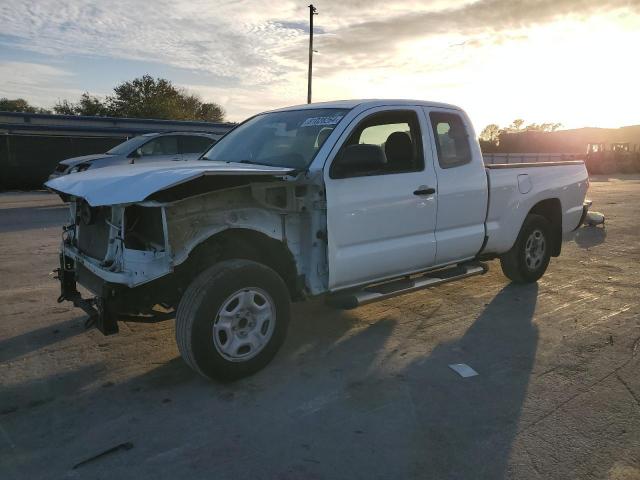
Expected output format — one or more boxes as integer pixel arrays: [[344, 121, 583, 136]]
[[500, 214, 551, 283], [175, 259, 290, 381]]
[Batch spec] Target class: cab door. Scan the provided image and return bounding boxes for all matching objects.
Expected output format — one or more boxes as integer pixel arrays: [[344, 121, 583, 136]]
[[324, 107, 438, 290], [424, 108, 488, 264]]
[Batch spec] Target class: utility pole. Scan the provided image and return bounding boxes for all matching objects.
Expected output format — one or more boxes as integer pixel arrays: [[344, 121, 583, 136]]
[[307, 4, 318, 104]]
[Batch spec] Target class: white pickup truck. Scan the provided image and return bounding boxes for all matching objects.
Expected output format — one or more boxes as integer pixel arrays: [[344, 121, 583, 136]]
[[46, 100, 590, 380]]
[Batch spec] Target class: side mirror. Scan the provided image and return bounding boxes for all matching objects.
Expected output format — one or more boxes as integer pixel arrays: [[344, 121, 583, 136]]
[[130, 148, 142, 158], [332, 144, 387, 178]]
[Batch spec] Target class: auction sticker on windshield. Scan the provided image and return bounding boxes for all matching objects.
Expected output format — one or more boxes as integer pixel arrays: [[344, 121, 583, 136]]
[[300, 115, 344, 128]]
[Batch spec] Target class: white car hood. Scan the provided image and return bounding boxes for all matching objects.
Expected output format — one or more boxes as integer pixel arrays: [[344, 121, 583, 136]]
[[45, 160, 295, 206], [60, 153, 114, 167]]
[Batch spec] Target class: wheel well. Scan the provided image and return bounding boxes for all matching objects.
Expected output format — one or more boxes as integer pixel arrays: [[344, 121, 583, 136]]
[[181, 228, 302, 300], [529, 198, 562, 256]]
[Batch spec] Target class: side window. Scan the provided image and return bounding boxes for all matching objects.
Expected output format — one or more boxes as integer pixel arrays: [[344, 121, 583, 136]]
[[331, 110, 424, 178], [429, 112, 471, 168], [181, 136, 215, 154], [139, 136, 179, 156]]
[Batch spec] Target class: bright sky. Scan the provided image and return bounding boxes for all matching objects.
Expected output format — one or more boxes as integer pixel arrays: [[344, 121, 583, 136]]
[[1, 0, 639, 130]]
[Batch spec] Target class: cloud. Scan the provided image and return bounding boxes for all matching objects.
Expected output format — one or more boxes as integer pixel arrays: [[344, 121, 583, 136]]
[[0, 1, 317, 116], [180, 82, 301, 121], [1, 0, 638, 124], [0, 1, 306, 85], [0, 61, 81, 107], [9, 0, 609, 88], [316, 0, 639, 55]]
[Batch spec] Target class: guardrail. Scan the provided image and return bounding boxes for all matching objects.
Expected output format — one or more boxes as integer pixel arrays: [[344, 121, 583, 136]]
[[0, 111, 235, 137]]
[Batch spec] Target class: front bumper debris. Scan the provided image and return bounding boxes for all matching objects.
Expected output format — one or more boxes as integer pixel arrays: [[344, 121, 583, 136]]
[[575, 200, 593, 230], [54, 251, 176, 335], [55, 253, 119, 335], [584, 210, 605, 226]]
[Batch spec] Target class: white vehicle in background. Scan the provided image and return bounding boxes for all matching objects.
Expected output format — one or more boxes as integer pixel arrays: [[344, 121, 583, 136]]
[[46, 99, 590, 380], [48, 131, 219, 179]]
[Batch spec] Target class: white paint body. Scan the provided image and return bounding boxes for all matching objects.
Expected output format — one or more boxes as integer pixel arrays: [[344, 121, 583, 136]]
[[483, 164, 587, 254], [46, 100, 589, 297]]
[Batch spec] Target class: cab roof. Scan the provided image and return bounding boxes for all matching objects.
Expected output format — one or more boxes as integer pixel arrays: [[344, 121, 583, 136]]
[[268, 99, 462, 113]]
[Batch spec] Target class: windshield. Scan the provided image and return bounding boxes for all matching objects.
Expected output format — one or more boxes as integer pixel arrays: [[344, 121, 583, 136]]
[[106, 135, 154, 155], [202, 108, 349, 169]]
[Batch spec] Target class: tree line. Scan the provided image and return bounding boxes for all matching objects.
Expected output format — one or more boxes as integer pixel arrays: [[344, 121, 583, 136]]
[[479, 119, 563, 149], [0, 75, 225, 122], [3, 83, 563, 133]]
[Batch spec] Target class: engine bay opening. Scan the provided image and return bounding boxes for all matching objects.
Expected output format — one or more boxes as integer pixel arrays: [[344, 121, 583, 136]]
[[124, 205, 164, 251], [75, 203, 112, 260]]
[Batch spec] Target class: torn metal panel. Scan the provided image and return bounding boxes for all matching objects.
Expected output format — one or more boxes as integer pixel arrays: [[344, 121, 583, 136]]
[[165, 186, 288, 266], [161, 179, 328, 295]]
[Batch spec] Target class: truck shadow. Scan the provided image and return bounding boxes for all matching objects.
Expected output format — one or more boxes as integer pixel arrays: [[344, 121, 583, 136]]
[[402, 283, 539, 479], [0, 285, 538, 479], [0, 362, 105, 423], [564, 226, 606, 248], [0, 316, 86, 363]]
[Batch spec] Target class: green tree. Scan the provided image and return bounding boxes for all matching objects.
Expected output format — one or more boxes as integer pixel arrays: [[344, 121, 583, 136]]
[[197, 102, 226, 122], [544, 122, 562, 132], [52, 99, 76, 115], [479, 124, 501, 144], [78, 92, 109, 116], [509, 118, 525, 131], [53, 92, 109, 116], [0, 98, 50, 114], [524, 122, 563, 132], [106, 75, 225, 121], [52, 75, 226, 121]]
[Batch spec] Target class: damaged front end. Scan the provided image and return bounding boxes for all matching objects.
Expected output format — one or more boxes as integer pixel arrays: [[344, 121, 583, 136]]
[[48, 163, 328, 336], [54, 199, 174, 334]]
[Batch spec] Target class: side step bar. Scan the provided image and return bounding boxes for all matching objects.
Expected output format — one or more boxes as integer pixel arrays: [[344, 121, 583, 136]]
[[328, 262, 488, 309]]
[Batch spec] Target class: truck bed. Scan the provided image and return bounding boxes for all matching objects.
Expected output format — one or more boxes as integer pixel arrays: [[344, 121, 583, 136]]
[[483, 160, 589, 255]]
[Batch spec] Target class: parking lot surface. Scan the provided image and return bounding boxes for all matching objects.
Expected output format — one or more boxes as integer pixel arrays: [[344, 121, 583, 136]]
[[1, 176, 639, 480]]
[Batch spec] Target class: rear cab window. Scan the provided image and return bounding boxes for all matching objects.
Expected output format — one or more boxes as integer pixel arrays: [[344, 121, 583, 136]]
[[429, 112, 472, 169]]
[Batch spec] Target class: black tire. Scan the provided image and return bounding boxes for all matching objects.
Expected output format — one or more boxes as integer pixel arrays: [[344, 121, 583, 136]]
[[500, 214, 552, 284], [175, 259, 290, 381]]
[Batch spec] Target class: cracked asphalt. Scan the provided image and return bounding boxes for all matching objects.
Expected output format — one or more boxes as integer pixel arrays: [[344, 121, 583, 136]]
[[1, 175, 639, 479]]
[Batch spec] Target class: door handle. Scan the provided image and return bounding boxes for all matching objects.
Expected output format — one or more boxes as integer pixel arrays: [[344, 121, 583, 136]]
[[414, 187, 436, 196]]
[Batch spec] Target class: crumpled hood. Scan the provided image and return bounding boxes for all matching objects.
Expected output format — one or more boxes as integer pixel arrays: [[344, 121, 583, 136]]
[[45, 160, 295, 206], [60, 154, 114, 167]]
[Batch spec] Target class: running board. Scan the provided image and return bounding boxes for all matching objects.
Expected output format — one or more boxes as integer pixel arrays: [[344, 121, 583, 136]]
[[328, 262, 488, 309]]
